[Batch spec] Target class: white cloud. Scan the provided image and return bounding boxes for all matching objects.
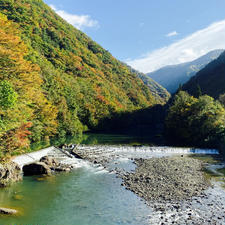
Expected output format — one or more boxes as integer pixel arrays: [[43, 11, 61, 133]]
[[166, 31, 178, 37], [50, 5, 99, 30], [127, 20, 225, 73]]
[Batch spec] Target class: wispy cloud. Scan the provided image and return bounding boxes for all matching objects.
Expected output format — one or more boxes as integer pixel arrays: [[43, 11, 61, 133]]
[[166, 31, 178, 37], [50, 5, 99, 30], [127, 20, 225, 73]]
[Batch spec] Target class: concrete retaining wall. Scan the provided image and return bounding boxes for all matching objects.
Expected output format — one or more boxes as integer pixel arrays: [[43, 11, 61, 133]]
[[12, 147, 55, 168]]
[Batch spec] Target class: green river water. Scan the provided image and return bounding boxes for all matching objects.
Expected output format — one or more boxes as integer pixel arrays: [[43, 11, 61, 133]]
[[0, 134, 153, 225]]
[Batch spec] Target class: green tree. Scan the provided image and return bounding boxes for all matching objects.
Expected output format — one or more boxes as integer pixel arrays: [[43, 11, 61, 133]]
[[0, 81, 17, 109], [166, 91, 225, 148]]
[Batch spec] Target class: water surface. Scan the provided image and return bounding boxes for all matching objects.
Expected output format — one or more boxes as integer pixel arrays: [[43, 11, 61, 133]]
[[0, 134, 220, 225], [0, 159, 152, 225]]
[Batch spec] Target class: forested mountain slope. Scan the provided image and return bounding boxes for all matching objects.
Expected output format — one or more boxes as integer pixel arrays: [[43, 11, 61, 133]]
[[147, 49, 223, 93], [125, 65, 170, 103], [182, 51, 225, 99], [0, 0, 165, 157]]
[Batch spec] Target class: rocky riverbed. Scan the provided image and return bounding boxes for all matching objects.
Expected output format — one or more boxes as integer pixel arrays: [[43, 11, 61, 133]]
[[121, 157, 225, 225], [122, 157, 209, 202], [1, 145, 224, 224], [72, 145, 225, 225]]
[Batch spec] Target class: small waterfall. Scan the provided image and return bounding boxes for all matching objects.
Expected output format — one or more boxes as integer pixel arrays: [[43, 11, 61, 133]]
[[12, 145, 220, 170], [76, 145, 220, 155]]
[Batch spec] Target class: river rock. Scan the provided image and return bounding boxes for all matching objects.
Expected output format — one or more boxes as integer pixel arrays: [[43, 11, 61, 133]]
[[40, 156, 59, 169], [0, 162, 22, 187], [0, 207, 18, 215], [23, 162, 51, 176], [122, 157, 209, 202]]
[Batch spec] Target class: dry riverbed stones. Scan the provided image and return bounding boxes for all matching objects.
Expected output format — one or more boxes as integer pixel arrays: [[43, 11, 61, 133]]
[[121, 156, 225, 225], [122, 157, 209, 202]]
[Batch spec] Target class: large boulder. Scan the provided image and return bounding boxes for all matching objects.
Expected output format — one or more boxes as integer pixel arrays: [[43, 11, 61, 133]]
[[0, 162, 22, 187], [40, 156, 59, 169], [23, 162, 51, 176]]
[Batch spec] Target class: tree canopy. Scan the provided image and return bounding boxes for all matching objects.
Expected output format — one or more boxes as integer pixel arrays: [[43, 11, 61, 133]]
[[0, 13, 57, 159], [166, 91, 225, 148]]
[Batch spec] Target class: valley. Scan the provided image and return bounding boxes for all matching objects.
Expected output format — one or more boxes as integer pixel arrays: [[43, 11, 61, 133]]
[[0, 0, 225, 224]]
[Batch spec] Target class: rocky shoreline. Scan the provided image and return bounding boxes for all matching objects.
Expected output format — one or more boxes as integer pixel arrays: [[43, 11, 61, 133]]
[[121, 157, 209, 202], [0, 146, 76, 188], [71, 146, 225, 224], [1, 145, 225, 223], [0, 156, 74, 187], [121, 156, 225, 225], [0, 162, 22, 187]]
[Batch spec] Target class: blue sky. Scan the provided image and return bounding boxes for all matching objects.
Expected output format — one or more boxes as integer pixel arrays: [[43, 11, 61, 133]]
[[44, 0, 225, 73]]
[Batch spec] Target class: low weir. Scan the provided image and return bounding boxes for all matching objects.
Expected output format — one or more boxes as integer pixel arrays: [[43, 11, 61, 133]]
[[73, 145, 219, 157], [12, 146, 73, 168], [12, 145, 219, 169], [76, 145, 219, 154]]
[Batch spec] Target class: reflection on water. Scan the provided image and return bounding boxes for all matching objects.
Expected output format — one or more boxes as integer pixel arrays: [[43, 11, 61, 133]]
[[52, 132, 154, 146], [29, 133, 154, 154]]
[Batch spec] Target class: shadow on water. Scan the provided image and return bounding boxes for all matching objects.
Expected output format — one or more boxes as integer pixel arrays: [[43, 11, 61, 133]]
[[28, 104, 168, 150], [50, 104, 167, 147]]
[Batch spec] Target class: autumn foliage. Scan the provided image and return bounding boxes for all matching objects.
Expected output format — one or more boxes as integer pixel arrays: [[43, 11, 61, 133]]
[[0, 0, 162, 159], [0, 13, 57, 159]]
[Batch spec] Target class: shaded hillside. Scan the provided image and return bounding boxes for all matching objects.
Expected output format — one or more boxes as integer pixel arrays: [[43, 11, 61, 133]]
[[138, 74, 170, 102], [125, 65, 170, 103], [147, 49, 223, 93], [182, 51, 225, 99]]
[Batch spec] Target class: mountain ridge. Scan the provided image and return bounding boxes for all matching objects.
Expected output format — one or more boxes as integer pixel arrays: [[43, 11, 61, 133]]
[[147, 49, 224, 93], [123, 64, 170, 103], [182, 50, 225, 99]]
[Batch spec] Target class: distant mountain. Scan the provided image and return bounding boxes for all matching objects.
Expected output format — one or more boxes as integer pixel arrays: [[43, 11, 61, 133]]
[[182, 51, 225, 99], [147, 49, 224, 93], [125, 65, 170, 103]]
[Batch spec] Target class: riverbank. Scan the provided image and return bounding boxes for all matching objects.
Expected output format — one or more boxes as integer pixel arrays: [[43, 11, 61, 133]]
[[121, 156, 225, 225], [122, 157, 209, 202], [1, 144, 224, 224], [71, 145, 225, 224], [0, 147, 75, 187]]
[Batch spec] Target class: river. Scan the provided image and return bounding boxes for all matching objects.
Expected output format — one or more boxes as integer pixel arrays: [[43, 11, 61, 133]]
[[0, 133, 224, 225]]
